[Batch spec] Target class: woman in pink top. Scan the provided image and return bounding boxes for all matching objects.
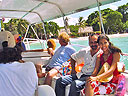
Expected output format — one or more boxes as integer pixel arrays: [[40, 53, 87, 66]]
[[85, 34, 122, 96]]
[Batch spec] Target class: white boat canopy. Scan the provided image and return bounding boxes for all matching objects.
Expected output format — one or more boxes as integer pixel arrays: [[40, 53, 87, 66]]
[[0, 0, 120, 24]]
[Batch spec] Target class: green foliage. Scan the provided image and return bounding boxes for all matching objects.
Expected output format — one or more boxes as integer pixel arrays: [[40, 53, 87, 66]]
[[48, 21, 60, 36], [117, 3, 128, 23], [76, 16, 87, 35], [69, 25, 79, 37], [3, 19, 29, 36], [86, 8, 114, 31], [3, 19, 60, 39], [105, 11, 123, 34], [85, 6, 128, 34], [123, 21, 128, 32]]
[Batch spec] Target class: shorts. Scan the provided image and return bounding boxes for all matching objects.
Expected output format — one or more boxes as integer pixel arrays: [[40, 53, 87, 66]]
[[91, 81, 117, 95], [45, 66, 61, 72]]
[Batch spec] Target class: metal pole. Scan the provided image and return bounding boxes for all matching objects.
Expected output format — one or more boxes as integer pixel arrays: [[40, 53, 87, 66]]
[[42, 21, 47, 49], [62, 16, 68, 34], [23, 25, 30, 42], [0, 19, 2, 32], [42, 22, 47, 41], [96, 0, 105, 34], [23, 25, 30, 50]]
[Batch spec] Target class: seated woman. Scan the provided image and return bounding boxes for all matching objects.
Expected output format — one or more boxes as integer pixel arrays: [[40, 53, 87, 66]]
[[25, 39, 56, 78], [24, 39, 56, 57], [85, 34, 122, 96], [14, 34, 26, 51], [0, 31, 38, 96]]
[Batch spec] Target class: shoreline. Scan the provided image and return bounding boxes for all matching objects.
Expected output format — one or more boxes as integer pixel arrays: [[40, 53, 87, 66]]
[[70, 33, 128, 41]]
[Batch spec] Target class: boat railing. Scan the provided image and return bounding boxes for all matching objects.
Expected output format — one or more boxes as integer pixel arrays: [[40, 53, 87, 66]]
[[23, 38, 47, 50]]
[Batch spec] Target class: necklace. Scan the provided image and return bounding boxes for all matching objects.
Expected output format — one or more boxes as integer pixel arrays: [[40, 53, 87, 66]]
[[103, 53, 110, 62]]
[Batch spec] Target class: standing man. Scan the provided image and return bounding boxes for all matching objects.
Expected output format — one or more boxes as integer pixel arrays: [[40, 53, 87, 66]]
[[55, 34, 102, 96]]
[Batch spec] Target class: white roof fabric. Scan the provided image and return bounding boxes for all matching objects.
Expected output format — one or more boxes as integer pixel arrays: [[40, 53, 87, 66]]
[[0, 0, 120, 24]]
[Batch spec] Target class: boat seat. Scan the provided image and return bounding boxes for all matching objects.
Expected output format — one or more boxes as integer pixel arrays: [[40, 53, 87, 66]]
[[37, 85, 56, 96], [22, 51, 50, 65]]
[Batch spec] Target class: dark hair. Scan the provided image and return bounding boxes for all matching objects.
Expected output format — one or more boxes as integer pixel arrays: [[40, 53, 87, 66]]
[[0, 47, 22, 64], [97, 34, 122, 53], [16, 42, 25, 52], [2, 41, 8, 48], [88, 33, 98, 41]]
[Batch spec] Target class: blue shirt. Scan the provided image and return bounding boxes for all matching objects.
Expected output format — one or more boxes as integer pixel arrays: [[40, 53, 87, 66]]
[[48, 45, 76, 69]]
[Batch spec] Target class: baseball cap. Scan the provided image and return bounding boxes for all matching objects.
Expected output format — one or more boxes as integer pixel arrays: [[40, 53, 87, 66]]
[[0, 31, 16, 50]]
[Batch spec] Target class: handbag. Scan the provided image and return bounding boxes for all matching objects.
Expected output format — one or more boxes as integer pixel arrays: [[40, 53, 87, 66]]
[[115, 74, 126, 96], [97, 62, 113, 82]]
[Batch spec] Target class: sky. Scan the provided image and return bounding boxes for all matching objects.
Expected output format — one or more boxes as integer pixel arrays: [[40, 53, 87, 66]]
[[51, 0, 128, 27]]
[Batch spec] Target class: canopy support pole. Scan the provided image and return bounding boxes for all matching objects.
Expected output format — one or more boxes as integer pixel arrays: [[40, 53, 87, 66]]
[[96, 0, 105, 34], [62, 16, 68, 34], [42, 21, 47, 41]]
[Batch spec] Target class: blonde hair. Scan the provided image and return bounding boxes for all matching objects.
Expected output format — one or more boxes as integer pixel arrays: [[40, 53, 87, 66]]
[[58, 32, 70, 43], [47, 39, 56, 50]]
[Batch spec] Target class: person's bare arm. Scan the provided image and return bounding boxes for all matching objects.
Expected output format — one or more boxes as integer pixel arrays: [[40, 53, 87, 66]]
[[88, 52, 120, 82], [47, 48, 54, 57], [121, 53, 128, 56], [71, 57, 77, 74], [24, 49, 45, 52], [97, 52, 120, 80], [91, 54, 101, 76]]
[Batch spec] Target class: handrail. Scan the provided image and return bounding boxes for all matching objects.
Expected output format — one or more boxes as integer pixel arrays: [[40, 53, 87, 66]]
[[31, 25, 44, 49], [23, 25, 31, 50]]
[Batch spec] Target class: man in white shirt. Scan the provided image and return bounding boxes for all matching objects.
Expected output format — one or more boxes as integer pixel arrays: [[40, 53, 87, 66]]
[[55, 34, 102, 96], [0, 31, 38, 96]]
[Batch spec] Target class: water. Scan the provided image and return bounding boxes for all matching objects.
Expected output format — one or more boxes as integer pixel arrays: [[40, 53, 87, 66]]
[[28, 36, 128, 70]]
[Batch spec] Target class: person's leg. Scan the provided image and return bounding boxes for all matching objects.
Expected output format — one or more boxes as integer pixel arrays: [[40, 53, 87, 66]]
[[35, 64, 46, 78], [35, 64, 42, 73], [44, 68, 58, 86], [69, 75, 90, 96], [55, 74, 77, 96], [85, 81, 94, 96]]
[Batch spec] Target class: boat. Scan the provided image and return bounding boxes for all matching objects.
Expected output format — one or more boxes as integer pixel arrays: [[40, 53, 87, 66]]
[[0, 0, 128, 96]]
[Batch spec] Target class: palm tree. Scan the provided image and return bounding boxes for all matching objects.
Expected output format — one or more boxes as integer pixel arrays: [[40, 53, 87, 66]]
[[77, 17, 86, 36], [65, 17, 69, 28]]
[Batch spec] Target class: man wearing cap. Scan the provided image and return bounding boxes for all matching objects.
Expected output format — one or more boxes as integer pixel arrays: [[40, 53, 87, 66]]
[[0, 31, 38, 96]]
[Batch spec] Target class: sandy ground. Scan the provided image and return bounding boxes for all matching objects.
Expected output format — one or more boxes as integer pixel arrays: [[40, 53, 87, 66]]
[[107, 33, 128, 38]]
